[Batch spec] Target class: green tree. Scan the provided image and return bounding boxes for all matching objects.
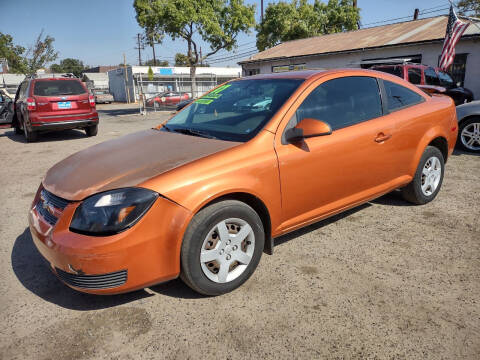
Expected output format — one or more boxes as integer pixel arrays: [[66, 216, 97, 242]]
[[148, 66, 154, 80], [134, 0, 255, 96], [50, 58, 87, 77], [256, 0, 360, 51], [456, 0, 480, 17], [174, 53, 189, 66], [0, 32, 27, 73], [144, 59, 169, 66], [25, 30, 58, 75], [143, 28, 163, 66]]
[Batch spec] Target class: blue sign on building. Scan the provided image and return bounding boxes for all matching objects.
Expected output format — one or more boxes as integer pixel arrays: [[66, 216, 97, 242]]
[[158, 68, 173, 75]]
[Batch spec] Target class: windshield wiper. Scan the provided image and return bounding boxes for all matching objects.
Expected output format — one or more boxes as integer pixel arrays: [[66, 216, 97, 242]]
[[171, 127, 218, 139]]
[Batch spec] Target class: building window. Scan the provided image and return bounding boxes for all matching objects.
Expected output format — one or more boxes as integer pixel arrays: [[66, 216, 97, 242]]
[[449, 53, 468, 87], [247, 69, 260, 76], [360, 54, 422, 69], [272, 64, 306, 73]]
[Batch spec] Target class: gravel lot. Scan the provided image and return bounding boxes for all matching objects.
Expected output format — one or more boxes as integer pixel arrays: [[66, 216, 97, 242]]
[[0, 104, 479, 359]]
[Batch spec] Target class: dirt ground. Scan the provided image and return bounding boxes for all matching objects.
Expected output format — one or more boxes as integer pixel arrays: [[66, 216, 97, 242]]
[[0, 103, 479, 359]]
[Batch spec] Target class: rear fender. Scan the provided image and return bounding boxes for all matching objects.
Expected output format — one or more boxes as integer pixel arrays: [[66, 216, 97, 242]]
[[409, 127, 449, 176]]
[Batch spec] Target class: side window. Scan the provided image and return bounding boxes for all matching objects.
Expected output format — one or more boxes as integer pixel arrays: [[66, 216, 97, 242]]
[[384, 80, 424, 112], [408, 68, 422, 84], [424, 67, 440, 86], [295, 76, 383, 131]]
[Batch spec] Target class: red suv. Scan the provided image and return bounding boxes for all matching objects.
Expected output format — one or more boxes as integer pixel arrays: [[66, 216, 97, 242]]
[[372, 64, 474, 105], [11, 76, 99, 142]]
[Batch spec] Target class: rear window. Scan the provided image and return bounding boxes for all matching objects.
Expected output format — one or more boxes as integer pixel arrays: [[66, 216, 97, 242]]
[[375, 66, 403, 78], [33, 80, 86, 96], [384, 80, 424, 112]]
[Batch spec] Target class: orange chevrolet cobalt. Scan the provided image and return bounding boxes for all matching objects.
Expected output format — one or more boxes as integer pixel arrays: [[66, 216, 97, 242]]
[[29, 69, 458, 295]]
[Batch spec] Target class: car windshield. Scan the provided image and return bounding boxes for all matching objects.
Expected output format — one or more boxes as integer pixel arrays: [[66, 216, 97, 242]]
[[164, 78, 303, 142], [438, 71, 455, 88], [34, 80, 86, 96], [375, 66, 403, 78]]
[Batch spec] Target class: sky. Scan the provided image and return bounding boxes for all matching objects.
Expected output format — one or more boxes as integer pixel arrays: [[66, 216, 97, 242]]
[[1, 0, 454, 69]]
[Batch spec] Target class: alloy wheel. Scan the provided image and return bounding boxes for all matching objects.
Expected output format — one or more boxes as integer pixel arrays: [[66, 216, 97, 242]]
[[460, 122, 480, 151], [421, 156, 441, 196]]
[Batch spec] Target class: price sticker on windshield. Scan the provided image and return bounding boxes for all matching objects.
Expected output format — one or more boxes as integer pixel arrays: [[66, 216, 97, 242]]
[[196, 84, 231, 105]]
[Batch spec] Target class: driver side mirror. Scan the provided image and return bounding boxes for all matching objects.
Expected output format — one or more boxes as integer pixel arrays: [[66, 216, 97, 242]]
[[285, 118, 332, 143]]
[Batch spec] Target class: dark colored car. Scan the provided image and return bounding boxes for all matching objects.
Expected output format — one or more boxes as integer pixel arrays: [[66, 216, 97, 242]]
[[456, 100, 480, 153], [372, 64, 474, 105], [146, 91, 190, 108], [10, 76, 99, 142]]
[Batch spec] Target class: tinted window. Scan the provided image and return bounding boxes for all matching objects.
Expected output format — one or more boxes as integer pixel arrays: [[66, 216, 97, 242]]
[[384, 80, 424, 111], [295, 76, 382, 131], [375, 66, 403, 78], [408, 68, 422, 84], [424, 67, 440, 86], [33, 80, 86, 96], [438, 71, 455, 88], [166, 79, 302, 142]]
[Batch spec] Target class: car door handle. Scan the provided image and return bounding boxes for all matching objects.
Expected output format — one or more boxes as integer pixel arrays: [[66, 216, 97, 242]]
[[375, 133, 392, 143]]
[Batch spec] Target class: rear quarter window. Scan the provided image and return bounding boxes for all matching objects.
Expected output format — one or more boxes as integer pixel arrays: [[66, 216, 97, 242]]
[[384, 80, 424, 112], [33, 80, 86, 96]]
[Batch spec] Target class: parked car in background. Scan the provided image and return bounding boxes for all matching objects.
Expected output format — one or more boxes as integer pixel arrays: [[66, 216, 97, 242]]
[[146, 91, 190, 108], [0, 88, 14, 126], [456, 100, 480, 153], [29, 69, 457, 296], [10, 76, 99, 142], [92, 89, 114, 104], [372, 64, 474, 105]]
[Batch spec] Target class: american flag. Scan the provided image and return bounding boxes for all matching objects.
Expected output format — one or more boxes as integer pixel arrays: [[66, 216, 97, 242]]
[[439, 6, 470, 71]]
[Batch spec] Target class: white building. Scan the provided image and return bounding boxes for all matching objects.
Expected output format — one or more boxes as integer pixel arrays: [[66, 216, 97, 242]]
[[108, 66, 242, 102], [239, 15, 480, 99]]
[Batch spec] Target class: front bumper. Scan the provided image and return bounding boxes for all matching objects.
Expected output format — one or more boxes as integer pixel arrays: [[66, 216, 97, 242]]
[[28, 186, 191, 294]]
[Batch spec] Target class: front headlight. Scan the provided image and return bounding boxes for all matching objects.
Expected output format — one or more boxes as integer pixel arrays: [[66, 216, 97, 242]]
[[70, 188, 159, 236]]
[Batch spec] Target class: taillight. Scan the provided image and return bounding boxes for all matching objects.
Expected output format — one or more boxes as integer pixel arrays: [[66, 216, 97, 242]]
[[26, 98, 36, 111], [89, 95, 95, 107]]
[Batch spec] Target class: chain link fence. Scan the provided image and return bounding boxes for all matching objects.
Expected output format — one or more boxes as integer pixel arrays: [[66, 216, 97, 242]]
[[135, 74, 235, 113]]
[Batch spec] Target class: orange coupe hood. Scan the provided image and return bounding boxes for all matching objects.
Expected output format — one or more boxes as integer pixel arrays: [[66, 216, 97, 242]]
[[42, 129, 239, 201]]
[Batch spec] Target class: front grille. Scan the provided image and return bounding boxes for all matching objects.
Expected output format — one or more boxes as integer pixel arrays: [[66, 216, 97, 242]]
[[41, 189, 69, 210], [55, 268, 128, 289], [35, 189, 69, 226], [35, 202, 57, 226]]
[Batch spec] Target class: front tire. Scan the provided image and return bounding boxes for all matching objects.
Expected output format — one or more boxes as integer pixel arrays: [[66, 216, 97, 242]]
[[402, 146, 444, 205], [180, 200, 265, 296], [458, 117, 480, 153]]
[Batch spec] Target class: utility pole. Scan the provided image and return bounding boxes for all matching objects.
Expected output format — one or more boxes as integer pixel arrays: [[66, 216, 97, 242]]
[[261, 0, 264, 22], [135, 33, 144, 66], [413, 8, 419, 20], [200, 47, 203, 66], [353, 0, 360, 29], [123, 53, 130, 103]]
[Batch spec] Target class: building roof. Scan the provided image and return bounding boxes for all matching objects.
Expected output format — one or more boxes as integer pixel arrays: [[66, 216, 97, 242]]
[[0, 73, 25, 86], [239, 15, 480, 64]]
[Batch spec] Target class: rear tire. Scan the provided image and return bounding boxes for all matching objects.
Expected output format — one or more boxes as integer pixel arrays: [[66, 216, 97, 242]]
[[402, 146, 444, 205], [457, 117, 480, 153], [180, 200, 264, 296], [85, 124, 98, 137], [23, 125, 37, 142]]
